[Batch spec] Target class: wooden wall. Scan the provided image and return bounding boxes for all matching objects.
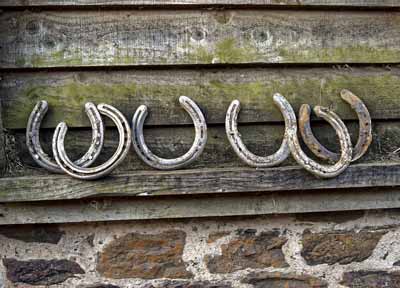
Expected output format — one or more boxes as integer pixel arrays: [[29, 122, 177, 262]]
[[0, 1, 400, 224]]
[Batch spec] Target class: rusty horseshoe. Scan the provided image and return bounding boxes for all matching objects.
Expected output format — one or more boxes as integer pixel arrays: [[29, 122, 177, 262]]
[[225, 100, 290, 167], [274, 93, 353, 178], [299, 89, 372, 162], [26, 100, 104, 173], [52, 104, 131, 180], [131, 96, 207, 170]]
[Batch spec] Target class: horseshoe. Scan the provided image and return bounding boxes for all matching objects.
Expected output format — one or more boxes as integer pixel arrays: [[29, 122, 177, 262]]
[[225, 100, 290, 167], [132, 96, 207, 170], [53, 104, 131, 180], [26, 100, 104, 173], [299, 89, 372, 162], [273, 93, 353, 178]]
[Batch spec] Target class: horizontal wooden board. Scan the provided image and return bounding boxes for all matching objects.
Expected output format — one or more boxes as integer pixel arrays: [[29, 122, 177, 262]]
[[0, 102, 5, 176], [1, 10, 400, 68], [1, 0, 400, 8], [2, 66, 400, 129], [1, 187, 400, 225], [5, 121, 400, 177], [1, 162, 400, 202]]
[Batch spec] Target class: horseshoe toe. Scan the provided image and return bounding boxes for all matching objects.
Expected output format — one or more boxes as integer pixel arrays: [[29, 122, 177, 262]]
[[53, 104, 131, 180], [274, 93, 353, 178], [225, 99, 290, 167], [26, 100, 104, 173], [132, 96, 207, 170], [299, 89, 372, 162]]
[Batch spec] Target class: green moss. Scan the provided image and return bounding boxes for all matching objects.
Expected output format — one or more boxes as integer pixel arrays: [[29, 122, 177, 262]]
[[187, 38, 260, 64], [15, 57, 26, 67], [279, 46, 400, 62], [27, 50, 84, 67], [215, 38, 259, 63], [188, 46, 214, 63], [6, 73, 400, 128], [15, 42, 400, 67]]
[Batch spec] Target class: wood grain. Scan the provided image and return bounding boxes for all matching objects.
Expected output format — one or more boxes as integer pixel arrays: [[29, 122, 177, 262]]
[[1, 0, 399, 8], [1, 10, 399, 68], [0, 101, 5, 176], [2, 66, 400, 129], [1, 187, 400, 225], [5, 121, 400, 177], [0, 162, 400, 202]]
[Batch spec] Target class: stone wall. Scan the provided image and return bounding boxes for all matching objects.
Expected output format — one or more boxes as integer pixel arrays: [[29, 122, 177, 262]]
[[1, 209, 400, 288]]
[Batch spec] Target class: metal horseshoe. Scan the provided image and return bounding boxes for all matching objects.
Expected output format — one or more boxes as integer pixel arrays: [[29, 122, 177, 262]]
[[225, 100, 290, 167], [132, 96, 207, 170], [273, 93, 353, 178], [26, 100, 104, 173], [52, 104, 131, 180], [299, 89, 372, 162]]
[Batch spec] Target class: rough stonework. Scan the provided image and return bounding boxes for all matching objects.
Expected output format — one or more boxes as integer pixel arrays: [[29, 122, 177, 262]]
[[1, 210, 400, 287], [207, 231, 231, 244], [205, 230, 288, 273], [3, 258, 84, 285], [0, 224, 64, 244], [77, 284, 121, 288], [141, 280, 233, 288], [242, 271, 328, 288], [97, 230, 193, 279], [301, 229, 386, 265], [341, 270, 400, 288]]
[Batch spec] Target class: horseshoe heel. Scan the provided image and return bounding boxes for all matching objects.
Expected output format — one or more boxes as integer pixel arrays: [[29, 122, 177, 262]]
[[26, 100, 104, 173], [299, 89, 372, 162], [273, 93, 353, 178], [132, 96, 207, 170], [225, 100, 290, 167], [53, 104, 131, 180]]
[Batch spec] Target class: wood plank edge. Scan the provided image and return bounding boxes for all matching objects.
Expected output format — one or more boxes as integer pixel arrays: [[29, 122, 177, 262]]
[[1, 2, 400, 9], [1, 188, 399, 225], [1, 162, 400, 202]]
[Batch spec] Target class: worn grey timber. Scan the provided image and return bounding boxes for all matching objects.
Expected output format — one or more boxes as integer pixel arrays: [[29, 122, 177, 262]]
[[2, 66, 400, 129], [1, 10, 400, 68], [5, 121, 400, 177], [0, 0, 399, 220], [1, 0, 399, 7], [1, 162, 400, 202], [0, 101, 5, 176], [1, 187, 400, 225]]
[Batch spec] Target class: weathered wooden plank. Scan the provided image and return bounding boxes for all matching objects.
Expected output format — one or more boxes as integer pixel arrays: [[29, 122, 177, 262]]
[[0, 162, 400, 202], [5, 121, 400, 177], [0, 100, 5, 176], [1, 10, 400, 68], [1, 187, 400, 225], [2, 66, 400, 129], [1, 0, 399, 8]]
